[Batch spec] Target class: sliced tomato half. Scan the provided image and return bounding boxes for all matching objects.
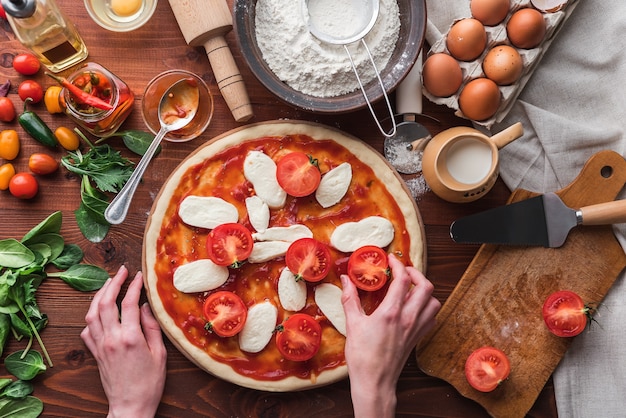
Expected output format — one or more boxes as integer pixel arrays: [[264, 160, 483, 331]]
[[206, 223, 253, 267], [276, 151, 321, 197], [347, 245, 389, 291], [275, 313, 322, 361], [285, 237, 331, 282], [542, 290, 591, 337], [203, 291, 248, 337], [465, 346, 511, 392]]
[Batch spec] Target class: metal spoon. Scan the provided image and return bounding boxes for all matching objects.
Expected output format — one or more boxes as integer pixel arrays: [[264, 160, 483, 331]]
[[104, 78, 200, 225]]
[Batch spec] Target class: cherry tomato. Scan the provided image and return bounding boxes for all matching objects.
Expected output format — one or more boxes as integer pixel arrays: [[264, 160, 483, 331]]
[[28, 153, 59, 175], [9, 172, 38, 199], [0, 130, 20, 161], [206, 223, 254, 267], [18, 80, 44, 104], [347, 246, 389, 291], [276, 152, 321, 197], [0, 4, 6, 20], [542, 290, 591, 337], [465, 346, 511, 392], [285, 238, 331, 282], [13, 54, 41, 76], [203, 291, 248, 337], [275, 313, 322, 361], [54, 126, 80, 151], [0, 163, 15, 190], [0, 97, 15, 122], [44, 86, 63, 114]]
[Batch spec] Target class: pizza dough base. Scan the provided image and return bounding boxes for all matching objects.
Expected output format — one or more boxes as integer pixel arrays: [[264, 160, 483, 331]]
[[143, 120, 426, 391]]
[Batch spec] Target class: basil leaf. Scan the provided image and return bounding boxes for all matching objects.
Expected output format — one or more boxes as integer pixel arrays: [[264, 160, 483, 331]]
[[51, 244, 84, 270], [0, 314, 10, 357], [0, 240, 35, 269], [21, 212, 62, 245], [114, 130, 159, 156], [0, 396, 43, 417], [75, 206, 109, 243], [48, 264, 109, 291], [23, 233, 64, 261], [4, 351, 46, 381]]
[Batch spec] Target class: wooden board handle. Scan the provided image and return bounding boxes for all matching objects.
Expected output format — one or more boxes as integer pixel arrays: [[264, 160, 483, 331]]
[[581, 199, 626, 225], [204, 36, 254, 122]]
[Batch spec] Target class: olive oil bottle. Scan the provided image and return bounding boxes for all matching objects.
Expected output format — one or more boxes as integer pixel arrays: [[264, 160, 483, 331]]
[[2, 0, 88, 73]]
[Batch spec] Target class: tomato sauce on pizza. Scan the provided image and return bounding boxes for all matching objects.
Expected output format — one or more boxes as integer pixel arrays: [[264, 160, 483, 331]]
[[150, 132, 416, 383]]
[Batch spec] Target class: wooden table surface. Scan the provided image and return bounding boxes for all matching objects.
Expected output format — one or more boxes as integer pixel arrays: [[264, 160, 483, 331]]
[[0, 1, 558, 417]]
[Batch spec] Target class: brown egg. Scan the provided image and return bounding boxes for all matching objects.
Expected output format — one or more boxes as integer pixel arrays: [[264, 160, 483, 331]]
[[470, 0, 510, 26], [446, 18, 487, 62], [458, 78, 501, 121], [422, 53, 463, 97], [482, 45, 523, 85], [506, 8, 547, 49]]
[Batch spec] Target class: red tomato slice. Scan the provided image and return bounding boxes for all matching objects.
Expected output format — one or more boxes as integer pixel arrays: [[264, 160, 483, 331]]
[[276, 152, 321, 197], [542, 290, 591, 337], [275, 313, 322, 361], [465, 346, 511, 392], [285, 238, 331, 282], [347, 246, 389, 291], [206, 223, 253, 267], [203, 291, 248, 337]]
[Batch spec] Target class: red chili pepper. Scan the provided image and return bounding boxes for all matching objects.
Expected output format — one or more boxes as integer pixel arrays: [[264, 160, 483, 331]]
[[46, 72, 113, 111]]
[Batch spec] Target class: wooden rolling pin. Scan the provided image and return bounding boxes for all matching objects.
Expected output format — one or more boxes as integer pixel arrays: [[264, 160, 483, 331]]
[[168, 0, 254, 122]]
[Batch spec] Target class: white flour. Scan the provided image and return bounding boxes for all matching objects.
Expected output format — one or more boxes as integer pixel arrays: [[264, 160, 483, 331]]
[[255, 0, 400, 98]]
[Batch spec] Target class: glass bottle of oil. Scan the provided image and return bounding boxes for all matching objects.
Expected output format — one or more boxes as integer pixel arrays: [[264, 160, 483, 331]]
[[1, 0, 88, 73]]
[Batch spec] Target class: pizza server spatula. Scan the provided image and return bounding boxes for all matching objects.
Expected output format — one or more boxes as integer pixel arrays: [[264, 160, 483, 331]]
[[383, 52, 432, 174], [450, 193, 626, 247]]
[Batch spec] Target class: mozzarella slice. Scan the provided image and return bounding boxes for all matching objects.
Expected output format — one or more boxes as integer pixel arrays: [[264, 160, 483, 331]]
[[330, 216, 395, 252], [172, 259, 229, 293], [252, 224, 313, 242], [315, 162, 352, 208], [248, 241, 290, 263], [245, 196, 270, 232], [178, 196, 238, 229], [277, 267, 307, 311], [243, 151, 287, 209], [314, 283, 346, 336], [239, 301, 278, 353]]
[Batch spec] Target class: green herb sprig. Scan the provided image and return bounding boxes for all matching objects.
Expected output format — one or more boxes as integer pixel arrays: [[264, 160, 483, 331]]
[[61, 129, 135, 243]]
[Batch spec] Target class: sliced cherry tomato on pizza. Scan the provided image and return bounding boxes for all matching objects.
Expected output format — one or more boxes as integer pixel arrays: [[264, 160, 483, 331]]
[[347, 245, 389, 291], [276, 151, 321, 197], [275, 313, 322, 362], [206, 223, 254, 268], [203, 291, 248, 337], [285, 237, 331, 282], [542, 290, 592, 337], [465, 346, 510, 392]]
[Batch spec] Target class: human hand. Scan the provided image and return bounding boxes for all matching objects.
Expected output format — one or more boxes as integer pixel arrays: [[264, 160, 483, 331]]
[[340, 254, 441, 418], [81, 266, 167, 418]]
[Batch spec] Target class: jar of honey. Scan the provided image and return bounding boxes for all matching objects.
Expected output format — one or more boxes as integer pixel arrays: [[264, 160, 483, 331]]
[[61, 62, 134, 137]]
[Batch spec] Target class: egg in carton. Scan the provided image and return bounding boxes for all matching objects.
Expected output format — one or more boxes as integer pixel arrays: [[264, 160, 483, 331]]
[[422, 0, 580, 129]]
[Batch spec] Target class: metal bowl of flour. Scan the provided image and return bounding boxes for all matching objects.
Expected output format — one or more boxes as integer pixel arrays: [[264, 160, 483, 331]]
[[234, 0, 426, 114]]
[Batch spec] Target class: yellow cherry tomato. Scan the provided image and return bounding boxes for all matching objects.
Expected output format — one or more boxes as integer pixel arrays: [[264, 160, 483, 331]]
[[0, 130, 20, 161], [44, 85, 63, 114], [54, 126, 80, 151], [0, 163, 15, 190]]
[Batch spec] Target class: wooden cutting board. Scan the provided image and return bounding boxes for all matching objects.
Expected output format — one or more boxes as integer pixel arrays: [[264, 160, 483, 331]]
[[416, 150, 626, 418]]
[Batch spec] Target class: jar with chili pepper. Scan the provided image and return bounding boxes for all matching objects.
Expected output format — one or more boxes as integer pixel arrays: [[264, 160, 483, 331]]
[[57, 62, 134, 137]]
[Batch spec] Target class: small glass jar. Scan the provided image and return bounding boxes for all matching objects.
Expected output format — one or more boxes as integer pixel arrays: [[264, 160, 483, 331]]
[[61, 62, 134, 137]]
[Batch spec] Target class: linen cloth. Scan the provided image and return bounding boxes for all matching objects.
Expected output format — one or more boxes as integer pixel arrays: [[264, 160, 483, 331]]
[[425, 1, 626, 416]]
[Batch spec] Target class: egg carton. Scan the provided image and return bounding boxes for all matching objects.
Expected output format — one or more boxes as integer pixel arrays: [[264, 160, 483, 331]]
[[423, 0, 580, 129]]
